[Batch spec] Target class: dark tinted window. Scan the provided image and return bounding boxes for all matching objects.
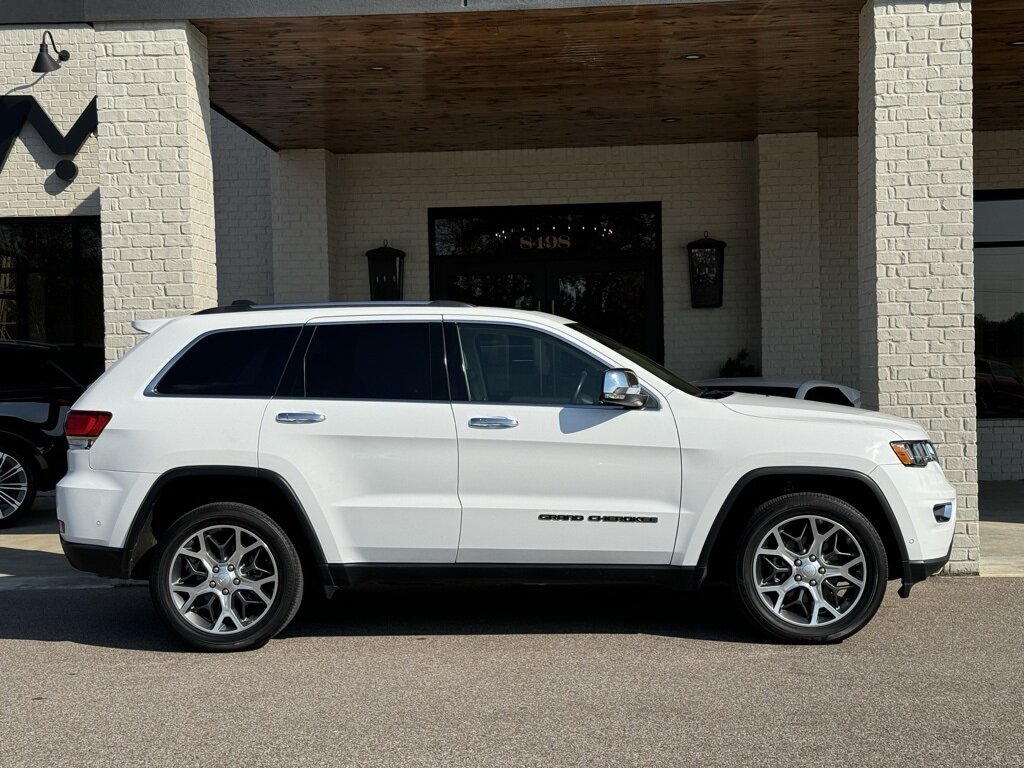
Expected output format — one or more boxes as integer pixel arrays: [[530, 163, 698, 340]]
[[154, 327, 299, 397], [975, 195, 1024, 418], [0, 217, 103, 384], [804, 386, 854, 407], [303, 322, 445, 401], [456, 323, 605, 405], [0, 347, 78, 393]]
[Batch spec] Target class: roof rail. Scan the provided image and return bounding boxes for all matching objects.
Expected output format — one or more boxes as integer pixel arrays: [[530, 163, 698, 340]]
[[193, 300, 474, 315]]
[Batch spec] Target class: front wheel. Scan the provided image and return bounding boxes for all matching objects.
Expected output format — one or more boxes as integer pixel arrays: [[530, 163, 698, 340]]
[[150, 503, 304, 651], [734, 493, 888, 643]]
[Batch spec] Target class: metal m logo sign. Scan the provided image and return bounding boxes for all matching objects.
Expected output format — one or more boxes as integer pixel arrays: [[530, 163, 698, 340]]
[[0, 96, 97, 182]]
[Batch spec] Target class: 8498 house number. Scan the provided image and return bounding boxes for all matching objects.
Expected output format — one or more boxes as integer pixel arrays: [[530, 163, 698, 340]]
[[519, 234, 571, 250]]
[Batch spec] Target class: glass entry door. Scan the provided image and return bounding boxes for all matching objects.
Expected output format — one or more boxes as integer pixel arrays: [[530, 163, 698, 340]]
[[430, 202, 663, 361]]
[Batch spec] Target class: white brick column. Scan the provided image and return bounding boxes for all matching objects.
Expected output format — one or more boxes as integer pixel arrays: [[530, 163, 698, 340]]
[[95, 21, 217, 364], [858, 0, 977, 571], [271, 149, 331, 302], [757, 133, 822, 378]]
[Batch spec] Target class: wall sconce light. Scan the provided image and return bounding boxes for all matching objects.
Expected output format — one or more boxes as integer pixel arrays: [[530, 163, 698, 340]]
[[366, 240, 405, 301], [32, 31, 70, 73], [687, 232, 726, 308]]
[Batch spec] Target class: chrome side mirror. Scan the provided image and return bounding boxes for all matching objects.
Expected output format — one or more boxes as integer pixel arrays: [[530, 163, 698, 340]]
[[600, 368, 647, 409]]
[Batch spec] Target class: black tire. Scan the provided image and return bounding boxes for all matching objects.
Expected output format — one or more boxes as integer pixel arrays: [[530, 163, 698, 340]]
[[0, 443, 37, 528], [734, 492, 888, 643], [150, 502, 304, 651]]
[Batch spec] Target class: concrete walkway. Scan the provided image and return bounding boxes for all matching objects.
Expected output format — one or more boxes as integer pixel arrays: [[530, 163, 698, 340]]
[[979, 481, 1024, 577]]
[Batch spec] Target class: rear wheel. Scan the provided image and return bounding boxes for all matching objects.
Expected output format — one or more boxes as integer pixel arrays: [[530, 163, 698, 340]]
[[0, 445, 36, 527], [734, 493, 887, 643], [150, 502, 304, 651]]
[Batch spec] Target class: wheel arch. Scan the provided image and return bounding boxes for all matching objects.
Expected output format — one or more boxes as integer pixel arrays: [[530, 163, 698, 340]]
[[122, 466, 332, 590], [698, 467, 907, 585]]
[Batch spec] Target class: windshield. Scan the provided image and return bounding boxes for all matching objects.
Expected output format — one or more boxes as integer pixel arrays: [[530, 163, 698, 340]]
[[568, 323, 703, 397]]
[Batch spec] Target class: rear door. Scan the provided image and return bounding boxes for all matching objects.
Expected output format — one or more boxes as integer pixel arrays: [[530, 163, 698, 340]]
[[258, 317, 461, 564]]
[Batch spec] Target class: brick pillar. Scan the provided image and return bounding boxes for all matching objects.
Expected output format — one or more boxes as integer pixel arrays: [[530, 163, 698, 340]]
[[271, 149, 331, 302], [858, 0, 977, 571], [95, 21, 217, 364], [757, 133, 822, 378]]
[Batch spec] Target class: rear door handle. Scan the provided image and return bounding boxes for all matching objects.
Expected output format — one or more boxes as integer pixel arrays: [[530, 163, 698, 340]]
[[468, 416, 519, 429], [276, 411, 326, 424]]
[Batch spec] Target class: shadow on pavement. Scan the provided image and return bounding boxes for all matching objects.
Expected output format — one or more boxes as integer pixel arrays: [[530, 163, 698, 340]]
[[0, 581, 763, 652], [0, 495, 117, 588], [0, 494, 59, 536]]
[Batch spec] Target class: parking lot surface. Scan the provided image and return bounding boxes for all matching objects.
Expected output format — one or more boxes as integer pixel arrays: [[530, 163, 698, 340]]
[[0, 576, 1021, 768]]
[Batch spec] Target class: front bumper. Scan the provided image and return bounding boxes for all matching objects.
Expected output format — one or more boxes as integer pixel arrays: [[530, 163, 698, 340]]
[[60, 537, 127, 579], [898, 540, 952, 597]]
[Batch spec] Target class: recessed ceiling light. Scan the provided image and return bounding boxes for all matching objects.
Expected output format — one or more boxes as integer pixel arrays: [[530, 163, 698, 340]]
[[680, 53, 704, 60], [661, 117, 680, 124], [368, 65, 389, 71], [1010, 40, 1024, 46], [412, 126, 428, 131]]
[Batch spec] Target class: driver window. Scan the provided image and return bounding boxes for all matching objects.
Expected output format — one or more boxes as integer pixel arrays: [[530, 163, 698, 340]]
[[457, 323, 605, 405]]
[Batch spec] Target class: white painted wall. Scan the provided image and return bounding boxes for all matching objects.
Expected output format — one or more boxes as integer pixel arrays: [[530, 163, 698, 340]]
[[327, 143, 761, 380], [211, 111, 273, 304]]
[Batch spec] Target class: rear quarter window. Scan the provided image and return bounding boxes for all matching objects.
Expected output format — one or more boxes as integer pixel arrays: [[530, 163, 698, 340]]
[[0, 348, 77, 393], [153, 326, 300, 397]]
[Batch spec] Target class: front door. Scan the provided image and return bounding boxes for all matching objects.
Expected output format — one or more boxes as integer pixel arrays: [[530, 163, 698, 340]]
[[258, 318, 461, 564], [429, 202, 663, 361], [447, 319, 681, 564]]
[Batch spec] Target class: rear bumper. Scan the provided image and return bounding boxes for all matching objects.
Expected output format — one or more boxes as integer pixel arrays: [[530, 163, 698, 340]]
[[60, 537, 126, 579]]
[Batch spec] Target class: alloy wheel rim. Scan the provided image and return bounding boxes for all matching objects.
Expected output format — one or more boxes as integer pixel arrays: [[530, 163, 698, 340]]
[[168, 524, 279, 635], [0, 452, 29, 519], [752, 514, 867, 627]]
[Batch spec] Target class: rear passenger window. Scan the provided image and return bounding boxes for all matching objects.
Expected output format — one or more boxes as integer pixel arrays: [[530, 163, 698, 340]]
[[154, 327, 300, 397], [303, 322, 446, 401]]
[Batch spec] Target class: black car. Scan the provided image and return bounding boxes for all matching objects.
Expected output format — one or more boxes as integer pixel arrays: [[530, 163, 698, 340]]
[[0, 341, 83, 525]]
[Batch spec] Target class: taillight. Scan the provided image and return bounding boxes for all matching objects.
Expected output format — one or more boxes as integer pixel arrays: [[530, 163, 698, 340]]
[[65, 410, 112, 448]]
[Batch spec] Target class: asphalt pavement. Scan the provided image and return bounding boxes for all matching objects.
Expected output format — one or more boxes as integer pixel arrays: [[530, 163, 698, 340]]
[[1, 576, 1022, 767]]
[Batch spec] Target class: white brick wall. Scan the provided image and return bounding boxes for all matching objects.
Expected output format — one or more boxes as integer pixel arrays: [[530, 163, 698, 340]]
[[819, 136, 860, 387], [0, 24, 98, 216], [211, 111, 273, 304], [271, 149, 331, 302], [858, 0, 977, 572], [95, 21, 218, 364], [328, 143, 760, 379], [757, 133, 822, 378]]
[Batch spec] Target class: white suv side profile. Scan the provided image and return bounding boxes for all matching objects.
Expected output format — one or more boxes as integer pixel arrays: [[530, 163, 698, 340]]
[[58, 302, 956, 651]]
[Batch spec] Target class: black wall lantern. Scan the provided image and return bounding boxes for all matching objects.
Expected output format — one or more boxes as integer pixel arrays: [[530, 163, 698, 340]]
[[687, 232, 726, 308], [366, 241, 405, 301], [32, 31, 70, 74]]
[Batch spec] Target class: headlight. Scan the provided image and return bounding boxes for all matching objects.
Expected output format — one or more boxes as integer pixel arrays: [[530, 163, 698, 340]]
[[890, 440, 938, 467]]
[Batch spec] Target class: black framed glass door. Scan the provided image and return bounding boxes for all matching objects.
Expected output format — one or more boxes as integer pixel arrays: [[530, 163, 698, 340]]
[[429, 202, 663, 361], [0, 216, 103, 383]]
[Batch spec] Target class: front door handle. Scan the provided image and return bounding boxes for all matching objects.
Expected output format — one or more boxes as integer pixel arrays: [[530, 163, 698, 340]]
[[468, 416, 519, 429], [276, 411, 326, 424]]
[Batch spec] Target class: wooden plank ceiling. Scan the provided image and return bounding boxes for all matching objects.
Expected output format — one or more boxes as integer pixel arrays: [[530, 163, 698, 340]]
[[194, 0, 1024, 154]]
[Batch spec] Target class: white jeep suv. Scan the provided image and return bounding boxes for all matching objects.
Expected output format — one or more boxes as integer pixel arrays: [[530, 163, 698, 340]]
[[58, 301, 956, 650]]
